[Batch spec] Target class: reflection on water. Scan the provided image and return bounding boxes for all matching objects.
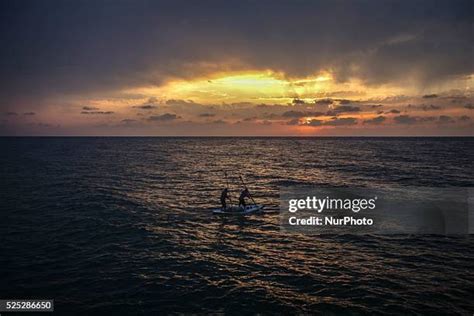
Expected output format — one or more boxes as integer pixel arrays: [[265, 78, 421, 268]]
[[0, 137, 473, 314]]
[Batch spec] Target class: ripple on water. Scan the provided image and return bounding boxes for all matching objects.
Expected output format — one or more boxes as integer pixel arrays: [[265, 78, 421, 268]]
[[1, 137, 473, 314]]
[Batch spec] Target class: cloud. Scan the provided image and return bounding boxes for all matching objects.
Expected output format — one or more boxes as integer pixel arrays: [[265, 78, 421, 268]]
[[148, 113, 178, 121], [363, 116, 386, 124], [420, 116, 437, 122], [302, 119, 323, 127], [242, 117, 256, 121], [281, 110, 325, 118], [212, 119, 227, 124], [23, 112, 36, 115], [1, 1, 473, 136], [199, 113, 215, 117], [4, 112, 18, 116], [133, 97, 159, 109], [121, 119, 137, 123], [81, 111, 114, 115], [326, 105, 360, 116], [1, 0, 472, 114], [422, 94, 438, 98], [315, 98, 333, 106], [438, 115, 454, 123], [421, 104, 441, 111], [387, 109, 401, 114], [134, 104, 157, 109], [393, 115, 417, 124], [447, 96, 468, 104], [292, 99, 306, 106], [301, 117, 357, 127], [465, 104, 474, 110], [82, 106, 100, 111], [166, 99, 196, 106], [338, 99, 353, 105], [324, 117, 358, 126], [286, 118, 300, 126], [458, 115, 470, 121]]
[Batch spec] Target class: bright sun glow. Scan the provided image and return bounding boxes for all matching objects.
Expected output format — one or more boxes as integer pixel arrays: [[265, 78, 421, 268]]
[[126, 71, 338, 104], [125, 70, 408, 105], [173, 72, 290, 102]]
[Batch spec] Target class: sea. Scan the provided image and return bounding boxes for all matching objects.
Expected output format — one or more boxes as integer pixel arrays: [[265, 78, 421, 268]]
[[1, 137, 473, 314]]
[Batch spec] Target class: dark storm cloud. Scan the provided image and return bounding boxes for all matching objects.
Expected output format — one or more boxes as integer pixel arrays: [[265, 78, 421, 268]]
[[363, 116, 386, 124], [148, 113, 178, 121], [1, 0, 472, 113], [82, 106, 99, 111], [459, 115, 470, 121], [4, 112, 18, 116], [23, 112, 35, 115], [387, 109, 401, 114], [465, 104, 474, 110], [423, 94, 438, 99]]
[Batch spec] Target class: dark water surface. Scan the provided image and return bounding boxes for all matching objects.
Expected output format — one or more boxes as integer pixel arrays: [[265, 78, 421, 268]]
[[1, 137, 473, 315]]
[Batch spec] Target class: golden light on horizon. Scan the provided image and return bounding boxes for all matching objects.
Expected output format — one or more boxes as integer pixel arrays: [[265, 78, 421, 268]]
[[124, 69, 420, 107], [125, 71, 338, 104]]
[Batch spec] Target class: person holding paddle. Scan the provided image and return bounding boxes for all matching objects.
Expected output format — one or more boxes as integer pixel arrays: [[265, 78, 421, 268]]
[[220, 188, 231, 210], [238, 188, 251, 209]]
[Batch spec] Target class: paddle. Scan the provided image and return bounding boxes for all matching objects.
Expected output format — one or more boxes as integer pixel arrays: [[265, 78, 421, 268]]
[[224, 171, 232, 204], [239, 174, 257, 206]]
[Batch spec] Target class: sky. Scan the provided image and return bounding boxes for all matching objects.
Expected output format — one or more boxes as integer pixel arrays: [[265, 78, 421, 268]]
[[0, 0, 473, 136]]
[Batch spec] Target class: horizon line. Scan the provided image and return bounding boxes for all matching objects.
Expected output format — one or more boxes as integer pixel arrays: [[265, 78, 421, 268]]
[[1, 135, 473, 138]]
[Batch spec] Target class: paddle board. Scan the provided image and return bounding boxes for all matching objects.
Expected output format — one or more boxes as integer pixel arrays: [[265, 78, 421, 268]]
[[213, 205, 263, 215]]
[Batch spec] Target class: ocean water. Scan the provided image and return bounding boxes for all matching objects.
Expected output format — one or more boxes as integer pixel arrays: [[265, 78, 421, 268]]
[[0, 137, 473, 315]]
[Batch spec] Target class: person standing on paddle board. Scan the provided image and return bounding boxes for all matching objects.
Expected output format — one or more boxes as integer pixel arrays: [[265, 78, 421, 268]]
[[238, 188, 251, 209], [220, 188, 231, 210]]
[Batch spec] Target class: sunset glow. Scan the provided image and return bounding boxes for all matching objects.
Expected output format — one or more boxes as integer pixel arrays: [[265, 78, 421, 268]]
[[126, 70, 414, 105], [1, 1, 473, 136]]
